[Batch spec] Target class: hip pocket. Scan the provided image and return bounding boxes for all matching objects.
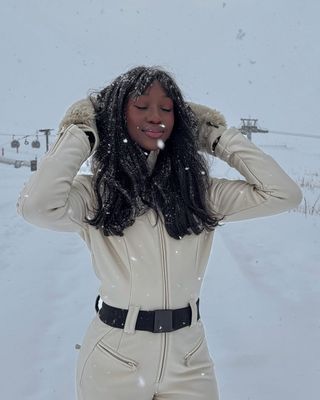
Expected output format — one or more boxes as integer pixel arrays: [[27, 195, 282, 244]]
[[184, 336, 205, 366], [96, 341, 138, 370], [184, 335, 213, 368]]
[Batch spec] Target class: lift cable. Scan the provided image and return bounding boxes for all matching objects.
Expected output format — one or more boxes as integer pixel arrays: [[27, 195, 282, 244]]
[[267, 130, 320, 139]]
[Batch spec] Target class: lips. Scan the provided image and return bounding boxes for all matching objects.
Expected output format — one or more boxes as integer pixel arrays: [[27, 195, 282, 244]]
[[142, 129, 164, 139]]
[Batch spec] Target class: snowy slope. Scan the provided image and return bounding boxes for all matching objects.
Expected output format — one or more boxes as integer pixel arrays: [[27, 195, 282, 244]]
[[1, 132, 319, 400]]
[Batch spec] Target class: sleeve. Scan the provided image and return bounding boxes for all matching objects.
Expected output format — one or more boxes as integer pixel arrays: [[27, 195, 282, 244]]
[[209, 128, 303, 222], [17, 124, 97, 232]]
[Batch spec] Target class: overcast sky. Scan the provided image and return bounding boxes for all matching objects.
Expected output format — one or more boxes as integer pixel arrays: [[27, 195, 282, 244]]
[[1, 0, 319, 139]]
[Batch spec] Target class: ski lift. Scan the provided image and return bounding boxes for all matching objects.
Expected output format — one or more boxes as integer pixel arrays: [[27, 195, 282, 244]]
[[11, 136, 20, 149], [31, 136, 40, 148]]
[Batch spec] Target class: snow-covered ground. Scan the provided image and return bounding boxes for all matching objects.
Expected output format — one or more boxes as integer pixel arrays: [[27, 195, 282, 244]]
[[1, 133, 319, 400]]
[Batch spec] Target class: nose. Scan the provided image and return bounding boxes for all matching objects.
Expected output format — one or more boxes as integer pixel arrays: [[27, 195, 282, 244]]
[[146, 107, 161, 124]]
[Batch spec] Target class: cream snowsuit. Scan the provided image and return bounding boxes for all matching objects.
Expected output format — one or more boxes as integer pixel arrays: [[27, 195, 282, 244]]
[[17, 100, 302, 400]]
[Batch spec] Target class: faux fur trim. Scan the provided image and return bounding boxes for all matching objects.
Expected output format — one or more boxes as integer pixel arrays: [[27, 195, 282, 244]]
[[58, 98, 97, 134], [188, 102, 227, 128]]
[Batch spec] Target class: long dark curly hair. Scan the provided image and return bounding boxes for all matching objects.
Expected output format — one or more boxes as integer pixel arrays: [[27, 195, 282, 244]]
[[86, 66, 221, 239]]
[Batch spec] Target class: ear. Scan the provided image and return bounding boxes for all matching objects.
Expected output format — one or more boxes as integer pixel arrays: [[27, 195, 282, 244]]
[[187, 102, 227, 128]]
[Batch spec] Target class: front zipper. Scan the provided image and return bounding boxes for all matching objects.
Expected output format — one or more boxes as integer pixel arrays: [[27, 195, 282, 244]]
[[184, 336, 204, 366], [158, 217, 169, 310], [96, 342, 138, 370], [156, 219, 169, 383]]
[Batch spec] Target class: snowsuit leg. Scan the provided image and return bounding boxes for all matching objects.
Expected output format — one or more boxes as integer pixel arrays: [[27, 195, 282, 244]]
[[153, 324, 219, 399], [76, 314, 219, 400]]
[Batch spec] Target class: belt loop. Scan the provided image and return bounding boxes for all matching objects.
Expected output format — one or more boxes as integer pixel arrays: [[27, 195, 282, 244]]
[[124, 305, 141, 334], [189, 298, 198, 328]]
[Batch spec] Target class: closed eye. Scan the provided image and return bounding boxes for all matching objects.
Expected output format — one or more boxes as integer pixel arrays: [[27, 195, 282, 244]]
[[135, 105, 172, 112]]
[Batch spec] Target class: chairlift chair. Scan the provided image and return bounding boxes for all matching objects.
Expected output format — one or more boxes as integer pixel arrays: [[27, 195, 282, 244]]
[[31, 136, 41, 148], [11, 136, 20, 148]]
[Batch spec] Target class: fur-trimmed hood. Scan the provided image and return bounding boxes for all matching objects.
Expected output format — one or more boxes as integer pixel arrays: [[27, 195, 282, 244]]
[[58, 98, 98, 135], [187, 102, 227, 154], [188, 102, 226, 128]]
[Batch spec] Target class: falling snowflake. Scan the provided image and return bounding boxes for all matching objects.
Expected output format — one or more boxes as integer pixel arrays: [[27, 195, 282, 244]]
[[236, 29, 246, 40], [157, 139, 165, 149], [137, 376, 146, 387]]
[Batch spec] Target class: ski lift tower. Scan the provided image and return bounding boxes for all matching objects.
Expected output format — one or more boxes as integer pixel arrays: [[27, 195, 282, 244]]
[[38, 129, 54, 152], [239, 118, 268, 141]]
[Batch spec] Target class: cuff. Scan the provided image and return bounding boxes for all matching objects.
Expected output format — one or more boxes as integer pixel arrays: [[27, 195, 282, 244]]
[[76, 124, 100, 154]]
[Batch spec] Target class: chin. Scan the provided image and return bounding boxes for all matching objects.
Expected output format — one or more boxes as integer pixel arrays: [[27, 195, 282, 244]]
[[139, 141, 160, 152], [146, 145, 159, 151]]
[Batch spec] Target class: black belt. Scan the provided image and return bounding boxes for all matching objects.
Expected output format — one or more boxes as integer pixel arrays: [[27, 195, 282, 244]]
[[96, 296, 200, 333]]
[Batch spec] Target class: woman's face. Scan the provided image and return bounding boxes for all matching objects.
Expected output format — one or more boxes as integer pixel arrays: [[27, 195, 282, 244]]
[[125, 80, 174, 151]]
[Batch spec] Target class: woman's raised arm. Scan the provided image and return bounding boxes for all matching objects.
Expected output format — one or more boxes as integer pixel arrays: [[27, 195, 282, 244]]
[[189, 102, 302, 222], [17, 99, 99, 232]]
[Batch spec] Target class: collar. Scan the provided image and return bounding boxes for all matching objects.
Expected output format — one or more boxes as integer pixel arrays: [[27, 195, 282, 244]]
[[146, 149, 160, 172]]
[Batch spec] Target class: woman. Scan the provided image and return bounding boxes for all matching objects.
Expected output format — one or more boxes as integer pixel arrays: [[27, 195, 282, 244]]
[[17, 66, 302, 400]]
